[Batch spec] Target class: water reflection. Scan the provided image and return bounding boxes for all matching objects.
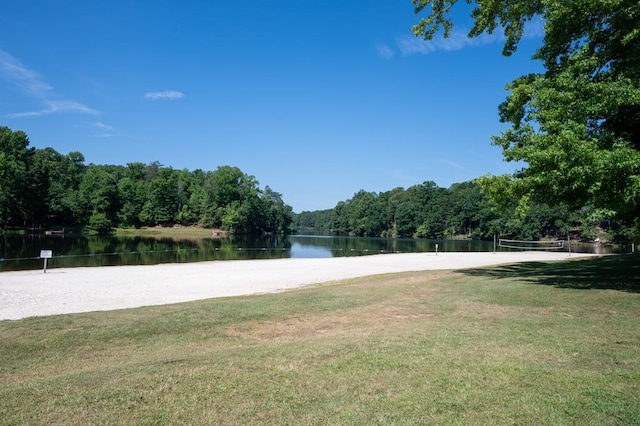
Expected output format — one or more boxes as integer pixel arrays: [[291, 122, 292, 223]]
[[0, 233, 628, 271], [290, 242, 332, 258]]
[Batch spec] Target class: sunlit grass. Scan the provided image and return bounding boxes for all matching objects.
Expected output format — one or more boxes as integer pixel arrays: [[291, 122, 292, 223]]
[[114, 225, 222, 239], [1, 255, 638, 424]]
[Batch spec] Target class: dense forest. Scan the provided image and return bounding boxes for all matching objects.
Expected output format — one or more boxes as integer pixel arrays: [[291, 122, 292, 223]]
[[0, 127, 293, 234], [1, 126, 632, 243], [293, 181, 633, 243]]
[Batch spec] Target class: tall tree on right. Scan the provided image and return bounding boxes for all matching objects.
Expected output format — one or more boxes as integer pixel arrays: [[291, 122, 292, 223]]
[[413, 0, 640, 237]]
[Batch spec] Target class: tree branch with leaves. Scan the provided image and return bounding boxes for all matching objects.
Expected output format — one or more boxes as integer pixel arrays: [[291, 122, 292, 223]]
[[413, 0, 640, 238]]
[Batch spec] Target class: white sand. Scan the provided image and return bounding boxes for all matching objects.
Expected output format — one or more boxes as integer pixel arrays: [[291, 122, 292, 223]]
[[0, 252, 598, 320]]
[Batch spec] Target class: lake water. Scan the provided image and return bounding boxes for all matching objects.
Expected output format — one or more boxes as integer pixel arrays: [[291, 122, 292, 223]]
[[0, 233, 627, 272]]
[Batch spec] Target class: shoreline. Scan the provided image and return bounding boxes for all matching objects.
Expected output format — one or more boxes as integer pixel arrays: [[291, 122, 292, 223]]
[[0, 252, 599, 320]]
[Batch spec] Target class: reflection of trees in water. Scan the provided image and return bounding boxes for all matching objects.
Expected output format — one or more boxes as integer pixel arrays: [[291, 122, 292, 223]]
[[0, 234, 296, 270], [0, 234, 620, 272]]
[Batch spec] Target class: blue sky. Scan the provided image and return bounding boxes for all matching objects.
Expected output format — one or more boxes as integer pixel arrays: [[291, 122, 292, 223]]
[[0, 1, 544, 212]]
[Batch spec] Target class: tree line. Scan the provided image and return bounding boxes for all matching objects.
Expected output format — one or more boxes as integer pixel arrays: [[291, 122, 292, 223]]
[[0, 127, 292, 234], [1, 125, 633, 242], [293, 181, 633, 243]]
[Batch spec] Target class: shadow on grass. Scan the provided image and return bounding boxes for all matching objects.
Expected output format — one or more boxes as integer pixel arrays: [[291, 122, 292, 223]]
[[458, 253, 640, 293]]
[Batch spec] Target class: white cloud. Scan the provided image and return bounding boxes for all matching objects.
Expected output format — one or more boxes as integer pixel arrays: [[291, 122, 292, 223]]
[[0, 49, 52, 97], [93, 121, 117, 137], [95, 121, 115, 131], [144, 90, 185, 100], [398, 18, 544, 57], [398, 29, 504, 56], [439, 159, 465, 170], [48, 100, 98, 115], [523, 17, 546, 39], [6, 100, 99, 118], [0, 48, 98, 118], [375, 43, 395, 60]]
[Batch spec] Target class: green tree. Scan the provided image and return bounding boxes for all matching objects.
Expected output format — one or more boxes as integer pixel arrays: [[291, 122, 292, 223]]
[[381, 187, 407, 237], [208, 166, 264, 232], [392, 183, 443, 237], [139, 167, 180, 225], [181, 169, 214, 227], [220, 202, 241, 232], [117, 162, 146, 227], [0, 127, 36, 228], [347, 190, 383, 237], [87, 212, 113, 234], [175, 169, 195, 225], [395, 200, 422, 237], [262, 186, 293, 234], [27, 147, 63, 227], [235, 194, 266, 234], [51, 151, 86, 225], [330, 201, 350, 235], [78, 165, 120, 228], [447, 181, 486, 237], [413, 0, 640, 238]]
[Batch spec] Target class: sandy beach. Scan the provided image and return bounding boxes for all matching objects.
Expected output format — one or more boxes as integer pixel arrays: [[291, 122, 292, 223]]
[[0, 251, 598, 320]]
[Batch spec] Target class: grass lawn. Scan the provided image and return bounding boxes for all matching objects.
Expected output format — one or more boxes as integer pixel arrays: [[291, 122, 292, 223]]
[[114, 226, 222, 239], [1, 254, 638, 425]]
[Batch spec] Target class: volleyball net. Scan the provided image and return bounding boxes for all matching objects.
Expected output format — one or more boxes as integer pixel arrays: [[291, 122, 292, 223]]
[[498, 238, 565, 251]]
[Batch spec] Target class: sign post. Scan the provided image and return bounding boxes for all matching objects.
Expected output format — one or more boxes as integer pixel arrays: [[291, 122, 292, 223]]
[[40, 250, 52, 273]]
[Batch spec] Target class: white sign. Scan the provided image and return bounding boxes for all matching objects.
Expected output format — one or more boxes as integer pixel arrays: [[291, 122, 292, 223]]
[[40, 250, 53, 259]]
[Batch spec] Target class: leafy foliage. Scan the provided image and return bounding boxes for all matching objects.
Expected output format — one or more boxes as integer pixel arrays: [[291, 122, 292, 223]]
[[413, 0, 640, 238], [1, 126, 628, 242], [0, 128, 33, 228], [87, 212, 113, 234], [0, 127, 292, 234], [293, 181, 621, 242]]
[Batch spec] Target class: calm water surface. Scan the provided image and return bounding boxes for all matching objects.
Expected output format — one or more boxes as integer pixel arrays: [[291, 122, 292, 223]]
[[0, 233, 626, 272]]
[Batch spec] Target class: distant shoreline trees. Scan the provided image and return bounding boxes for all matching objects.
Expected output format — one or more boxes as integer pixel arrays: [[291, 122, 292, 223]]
[[293, 182, 632, 244], [0, 127, 292, 234]]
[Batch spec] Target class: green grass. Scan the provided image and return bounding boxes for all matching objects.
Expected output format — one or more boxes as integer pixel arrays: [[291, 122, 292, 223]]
[[1, 254, 639, 425], [114, 226, 223, 239]]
